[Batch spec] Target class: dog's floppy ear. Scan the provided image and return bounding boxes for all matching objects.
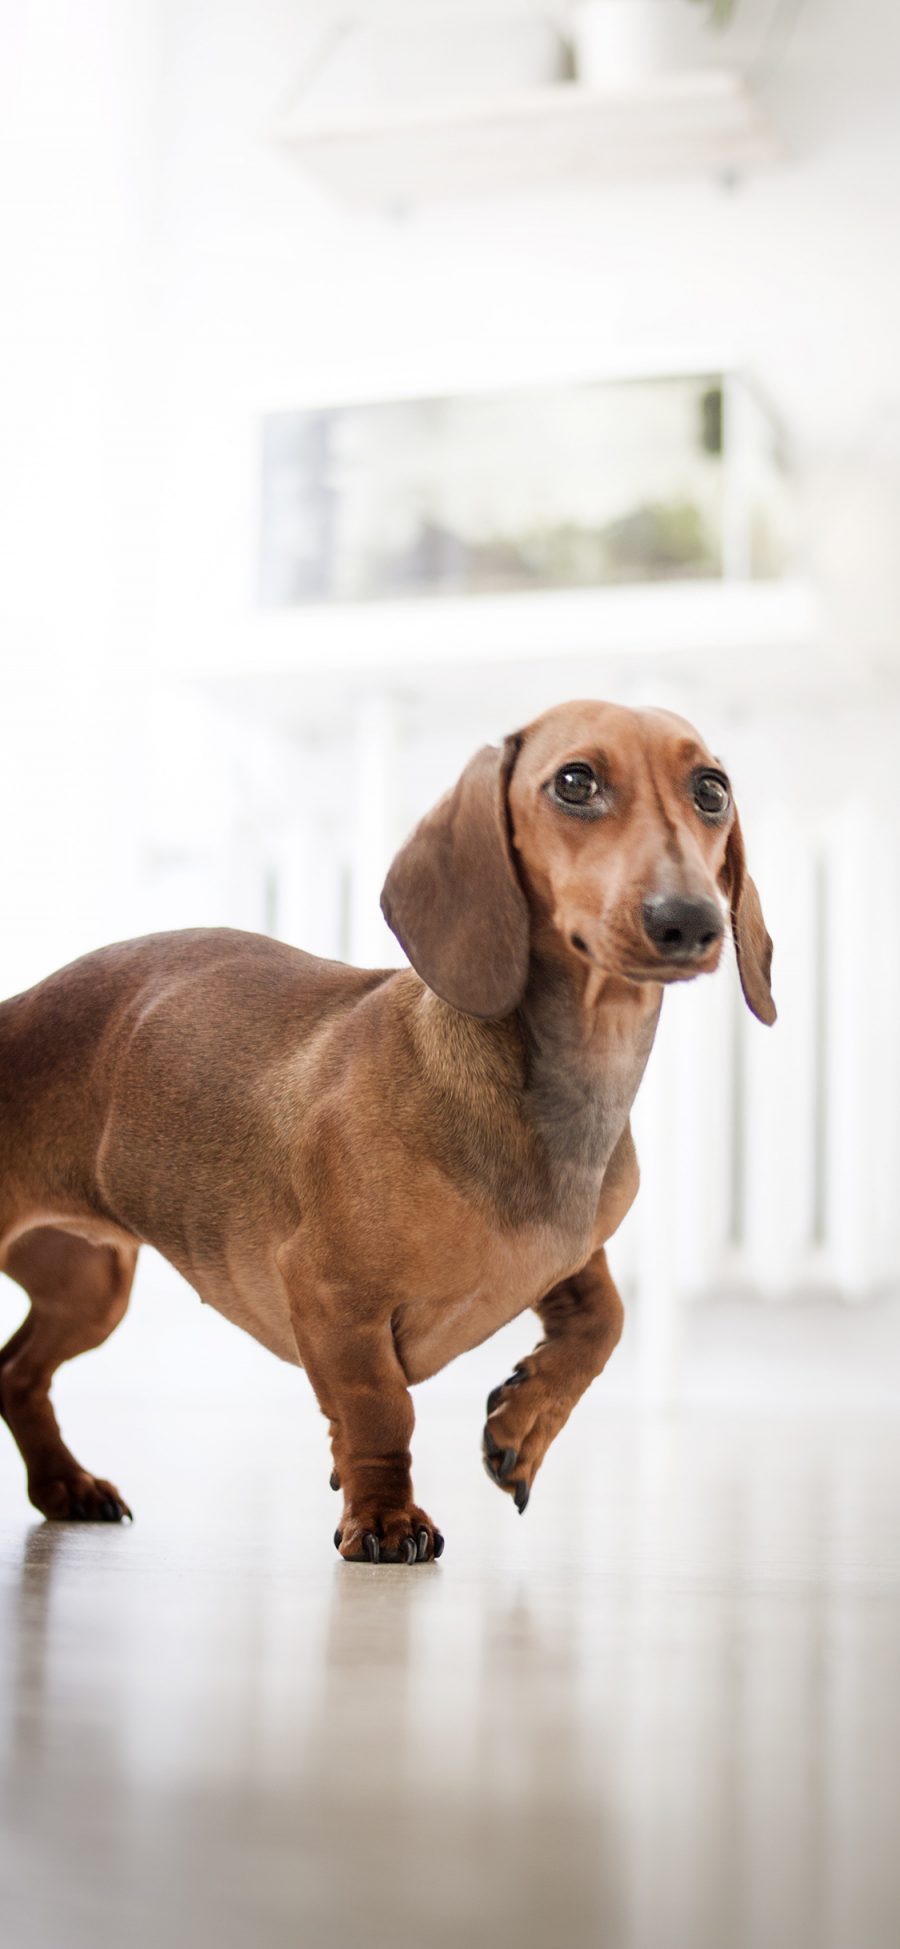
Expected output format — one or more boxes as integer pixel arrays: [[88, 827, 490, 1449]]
[[381, 739, 530, 1019], [720, 807, 776, 1026]]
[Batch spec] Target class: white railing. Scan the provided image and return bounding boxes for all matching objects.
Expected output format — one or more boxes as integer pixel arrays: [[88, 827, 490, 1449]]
[[618, 800, 900, 1397], [137, 709, 900, 1410]]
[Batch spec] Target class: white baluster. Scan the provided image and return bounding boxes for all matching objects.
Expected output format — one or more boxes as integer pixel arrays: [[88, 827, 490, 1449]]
[[821, 804, 880, 1298], [741, 806, 816, 1295], [349, 692, 401, 969], [632, 997, 683, 1405]]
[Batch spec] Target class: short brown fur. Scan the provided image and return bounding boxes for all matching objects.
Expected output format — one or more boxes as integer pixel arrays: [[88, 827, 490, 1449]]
[[0, 701, 774, 1559]]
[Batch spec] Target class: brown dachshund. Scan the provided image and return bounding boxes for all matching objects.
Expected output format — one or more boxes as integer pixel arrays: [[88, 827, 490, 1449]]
[[0, 701, 774, 1560]]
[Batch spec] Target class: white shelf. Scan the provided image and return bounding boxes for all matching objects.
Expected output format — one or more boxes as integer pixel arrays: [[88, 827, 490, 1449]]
[[270, 73, 781, 208], [246, 578, 816, 672], [181, 579, 827, 735]]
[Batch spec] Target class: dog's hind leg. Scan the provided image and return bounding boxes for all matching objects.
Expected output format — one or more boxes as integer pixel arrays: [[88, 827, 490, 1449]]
[[0, 1227, 137, 1521]]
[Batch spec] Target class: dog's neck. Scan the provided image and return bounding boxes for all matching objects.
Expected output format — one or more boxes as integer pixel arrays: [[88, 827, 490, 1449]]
[[516, 946, 662, 1197], [409, 956, 661, 1233]]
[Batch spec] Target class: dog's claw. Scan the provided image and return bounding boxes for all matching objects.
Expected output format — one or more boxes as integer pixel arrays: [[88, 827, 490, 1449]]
[[364, 1533, 380, 1564], [514, 1481, 530, 1515], [101, 1499, 120, 1522], [433, 1532, 445, 1558], [486, 1370, 528, 1418], [329, 1469, 340, 1492], [402, 1537, 417, 1564], [484, 1430, 518, 1483], [333, 1528, 343, 1551], [483, 1428, 518, 1479], [417, 1528, 429, 1561], [69, 1501, 86, 1521]]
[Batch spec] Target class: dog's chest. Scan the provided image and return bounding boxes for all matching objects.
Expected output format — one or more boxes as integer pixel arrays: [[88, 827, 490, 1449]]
[[392, 1204, 588, 1385], [391, 1012, 656, 1382]]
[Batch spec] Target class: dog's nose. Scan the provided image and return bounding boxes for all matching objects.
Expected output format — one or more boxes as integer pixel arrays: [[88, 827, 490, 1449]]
[[641, 893, 724, 962]]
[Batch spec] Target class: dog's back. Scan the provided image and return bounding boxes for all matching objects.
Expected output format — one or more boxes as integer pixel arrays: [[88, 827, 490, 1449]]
[[0, 927, 387, 1237]]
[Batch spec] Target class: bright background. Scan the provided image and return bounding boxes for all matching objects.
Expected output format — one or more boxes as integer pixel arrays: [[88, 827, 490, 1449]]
[[2, 0, 900, 1413]]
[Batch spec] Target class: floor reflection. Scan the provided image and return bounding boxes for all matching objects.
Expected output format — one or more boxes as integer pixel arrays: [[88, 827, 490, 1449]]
[[0, 1403, 898, 1949]]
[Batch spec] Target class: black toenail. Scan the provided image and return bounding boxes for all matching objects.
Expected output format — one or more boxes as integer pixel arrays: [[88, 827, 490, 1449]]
[[417, 1528, 429, 1560], [514, 1481, 530, 1514], [334, 1528, 343, 1550], [364, 1533, 380, 1564], [433, 1533, 445, 1558], [330, 1470, 340, 1492], [497, 1447, 517, 1481]]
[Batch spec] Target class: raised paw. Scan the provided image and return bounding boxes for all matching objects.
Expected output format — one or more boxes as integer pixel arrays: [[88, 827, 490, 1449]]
[[482, 1360, 565, 1515], [482, 1426, 530, 1514], [333, 1504, 444, 1565], [29, 1470, 133, 1524]]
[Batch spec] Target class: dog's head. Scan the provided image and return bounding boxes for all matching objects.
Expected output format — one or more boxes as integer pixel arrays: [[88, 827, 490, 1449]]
[[381, 699, 775, 1026]]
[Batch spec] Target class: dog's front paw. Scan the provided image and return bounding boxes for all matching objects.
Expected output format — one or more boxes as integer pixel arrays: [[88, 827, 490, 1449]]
[[483, 1361, 561, 1515], [333, 1504, 444, 1564]]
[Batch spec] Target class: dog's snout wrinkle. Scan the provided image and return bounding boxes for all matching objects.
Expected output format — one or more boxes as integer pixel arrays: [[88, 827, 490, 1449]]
[[644, 758, 683, 866]]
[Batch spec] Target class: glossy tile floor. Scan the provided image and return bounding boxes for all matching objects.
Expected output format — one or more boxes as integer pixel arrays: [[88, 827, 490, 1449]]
[[1, 1351, 899, 1948]]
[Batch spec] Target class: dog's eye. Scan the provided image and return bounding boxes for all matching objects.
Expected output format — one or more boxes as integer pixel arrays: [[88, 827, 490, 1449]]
[[552, 764, 601, 809], [693, 771, 731, 819]]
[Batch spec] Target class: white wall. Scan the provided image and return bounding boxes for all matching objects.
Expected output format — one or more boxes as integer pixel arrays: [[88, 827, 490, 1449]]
[[138, 0, 900, 683], [2, 0, 900, 1402]]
